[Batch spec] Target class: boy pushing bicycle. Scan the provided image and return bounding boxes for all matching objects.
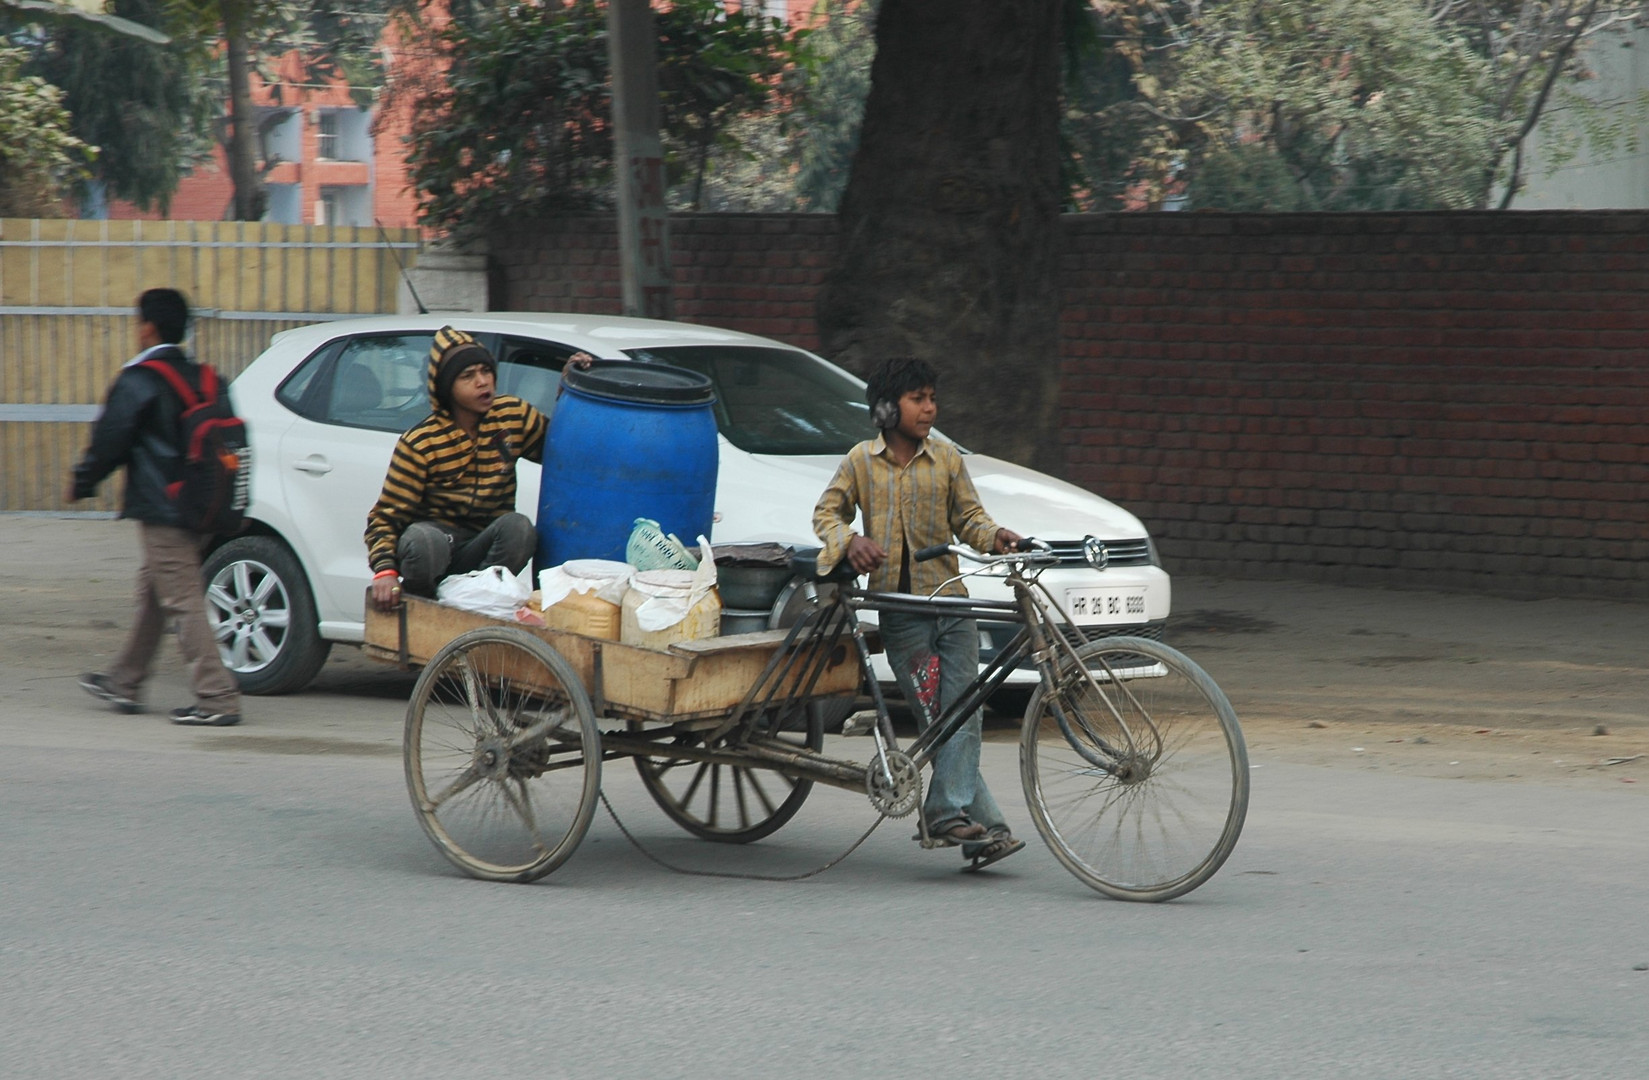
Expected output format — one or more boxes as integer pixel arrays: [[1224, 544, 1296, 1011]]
[[811, 356, 1027, 870]]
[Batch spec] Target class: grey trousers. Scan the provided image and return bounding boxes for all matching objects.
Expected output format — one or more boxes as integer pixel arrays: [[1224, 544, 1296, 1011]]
[[109, 522, 240, 711], [397, 512, 536, 598]]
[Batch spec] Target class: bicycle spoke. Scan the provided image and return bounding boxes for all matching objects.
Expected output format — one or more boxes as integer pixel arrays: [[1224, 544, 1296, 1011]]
[[1022, 638, 1247, 902]]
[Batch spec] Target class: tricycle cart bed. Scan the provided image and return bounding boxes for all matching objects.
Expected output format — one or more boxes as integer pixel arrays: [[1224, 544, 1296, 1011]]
[[364, 594, 861, 723]]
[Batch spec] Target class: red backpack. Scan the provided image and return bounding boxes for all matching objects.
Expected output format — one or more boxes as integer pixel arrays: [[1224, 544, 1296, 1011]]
[[141, 358, 251, 535]]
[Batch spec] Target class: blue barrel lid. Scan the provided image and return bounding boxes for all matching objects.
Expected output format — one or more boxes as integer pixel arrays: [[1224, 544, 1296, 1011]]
[[563, 360, 715, 405]]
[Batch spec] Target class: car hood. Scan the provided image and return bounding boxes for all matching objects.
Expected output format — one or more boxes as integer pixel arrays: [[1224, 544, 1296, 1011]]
[[718, 448, 1148, 547]]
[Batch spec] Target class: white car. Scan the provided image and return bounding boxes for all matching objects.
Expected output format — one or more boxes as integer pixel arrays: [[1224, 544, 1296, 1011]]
[[207, 312, 1171, 697]]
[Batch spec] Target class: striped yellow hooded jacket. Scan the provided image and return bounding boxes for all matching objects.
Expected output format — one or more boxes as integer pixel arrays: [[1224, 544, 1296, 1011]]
[[363, 328, 548, 573]]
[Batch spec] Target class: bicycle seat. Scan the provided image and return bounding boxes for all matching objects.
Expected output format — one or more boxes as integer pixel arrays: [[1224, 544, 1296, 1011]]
[[789, 547, 859, 583]]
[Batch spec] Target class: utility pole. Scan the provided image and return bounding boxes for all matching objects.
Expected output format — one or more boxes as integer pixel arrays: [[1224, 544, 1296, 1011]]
[[607, 0, 673, 320]]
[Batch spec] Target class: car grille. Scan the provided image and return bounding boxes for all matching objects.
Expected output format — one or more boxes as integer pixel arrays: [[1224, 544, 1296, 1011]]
[[1041, 537, 1153, 567], [979, 620, 1164, 667], [1059, 622, 1164, 646]]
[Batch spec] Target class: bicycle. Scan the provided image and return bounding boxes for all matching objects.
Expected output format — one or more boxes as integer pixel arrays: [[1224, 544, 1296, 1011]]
[[378, 537, 1249, 901], [768, 537, 1251, 901]]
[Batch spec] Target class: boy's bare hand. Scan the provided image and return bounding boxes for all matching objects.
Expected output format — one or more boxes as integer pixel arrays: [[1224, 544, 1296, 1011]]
[[370, 576, 402, 611], [565, 352, 596, 370], [993, 528, 1025, 553], [845, 534, 886, 574]]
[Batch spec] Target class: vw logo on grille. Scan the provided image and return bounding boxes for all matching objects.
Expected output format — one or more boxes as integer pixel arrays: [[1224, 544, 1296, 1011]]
[[1082, 535, 1109, 570]]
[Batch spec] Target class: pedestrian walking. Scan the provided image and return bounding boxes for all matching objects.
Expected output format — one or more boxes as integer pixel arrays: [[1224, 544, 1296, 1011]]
[[68, 288, 242, 726]]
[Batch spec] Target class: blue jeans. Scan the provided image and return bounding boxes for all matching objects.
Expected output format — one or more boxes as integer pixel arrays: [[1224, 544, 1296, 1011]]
[[879, 611, 1006, 836]]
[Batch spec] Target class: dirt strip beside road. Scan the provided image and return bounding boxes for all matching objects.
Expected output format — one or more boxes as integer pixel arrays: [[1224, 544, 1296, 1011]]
[[8, 515, 1647, 793]]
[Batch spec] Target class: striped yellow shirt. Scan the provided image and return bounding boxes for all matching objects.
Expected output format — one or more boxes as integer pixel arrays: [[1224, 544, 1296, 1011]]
[[363, 397, 547, 572], [812, 435, 1001, 597], [366, 327, 550, 572]]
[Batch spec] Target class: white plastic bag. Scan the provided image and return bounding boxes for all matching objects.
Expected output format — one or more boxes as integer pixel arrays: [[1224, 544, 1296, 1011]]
[[436, 564, 531, 619], [631, 536, 718, 631], [538, 558, 634, 608]]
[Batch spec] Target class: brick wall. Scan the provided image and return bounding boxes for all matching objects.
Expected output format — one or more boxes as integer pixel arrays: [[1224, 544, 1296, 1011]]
[[1060, 212, 1649, 599], [489, 211, 1649, 600], [490, 214, 836, 351]]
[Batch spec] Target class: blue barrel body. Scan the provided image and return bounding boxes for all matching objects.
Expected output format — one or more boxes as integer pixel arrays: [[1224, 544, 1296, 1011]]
[[536, 362, 718, 569]]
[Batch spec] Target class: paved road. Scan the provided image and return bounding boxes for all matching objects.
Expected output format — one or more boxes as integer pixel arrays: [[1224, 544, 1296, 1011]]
[[3, 518, 1648, 1078]]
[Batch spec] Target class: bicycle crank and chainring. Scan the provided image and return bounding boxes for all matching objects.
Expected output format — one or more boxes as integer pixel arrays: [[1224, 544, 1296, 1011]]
[[865, 750, 921, 818]]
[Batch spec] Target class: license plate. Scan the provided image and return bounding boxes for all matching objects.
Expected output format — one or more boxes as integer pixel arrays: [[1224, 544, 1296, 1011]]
[[1064, 585, 1148, 626]]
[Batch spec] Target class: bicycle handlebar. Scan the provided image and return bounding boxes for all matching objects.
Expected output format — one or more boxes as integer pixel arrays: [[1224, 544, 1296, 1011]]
[[913, 538, 1051, 564]]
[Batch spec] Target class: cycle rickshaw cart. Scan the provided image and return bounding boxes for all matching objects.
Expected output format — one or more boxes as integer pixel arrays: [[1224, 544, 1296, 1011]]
[[365, 541, 1250, 901]]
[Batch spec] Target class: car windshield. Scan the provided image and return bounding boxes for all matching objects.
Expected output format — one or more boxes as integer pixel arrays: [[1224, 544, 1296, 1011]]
[[623, 345, 875, 456]]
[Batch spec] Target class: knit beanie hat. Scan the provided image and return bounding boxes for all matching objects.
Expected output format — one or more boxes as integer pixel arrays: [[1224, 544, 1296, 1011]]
[[430, 326, 496, 410]]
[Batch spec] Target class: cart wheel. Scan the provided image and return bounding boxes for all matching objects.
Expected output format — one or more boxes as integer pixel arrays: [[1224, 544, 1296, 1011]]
[[633, 709, 824, 844], [404, 627, 601, 882], [1020, 637, 1248, 902]]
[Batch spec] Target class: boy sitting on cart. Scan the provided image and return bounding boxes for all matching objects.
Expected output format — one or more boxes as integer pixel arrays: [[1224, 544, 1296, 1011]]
[[366, 327, 588, 611], [811, 356, 1027, 870]]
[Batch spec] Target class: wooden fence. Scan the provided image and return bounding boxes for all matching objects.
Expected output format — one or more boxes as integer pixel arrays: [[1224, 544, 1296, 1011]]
[[0, 219, 420, 512]]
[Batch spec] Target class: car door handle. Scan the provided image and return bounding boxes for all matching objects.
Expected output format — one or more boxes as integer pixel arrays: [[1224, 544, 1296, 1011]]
[[292, 456, 333, 475]]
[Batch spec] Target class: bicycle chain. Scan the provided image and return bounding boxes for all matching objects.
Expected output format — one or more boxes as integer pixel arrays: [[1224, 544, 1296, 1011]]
[[599, 791, 887, 883]]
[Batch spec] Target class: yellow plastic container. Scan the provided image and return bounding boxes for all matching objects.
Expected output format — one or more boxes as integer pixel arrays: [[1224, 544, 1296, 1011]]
[[541, 589, 623, 640], [620, 571, 722, 649]]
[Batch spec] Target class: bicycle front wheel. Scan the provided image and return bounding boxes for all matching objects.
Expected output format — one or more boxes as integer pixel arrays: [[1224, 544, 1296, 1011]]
[[1020, 636, 1248, 902]]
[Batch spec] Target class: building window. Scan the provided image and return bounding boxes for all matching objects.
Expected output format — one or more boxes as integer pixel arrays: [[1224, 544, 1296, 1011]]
[[317, 111, 339, 160], [265, 183, 302, 225], [318, 185, 371, 227], [259, 108, 301, 166], [313, 108, 372, 163]]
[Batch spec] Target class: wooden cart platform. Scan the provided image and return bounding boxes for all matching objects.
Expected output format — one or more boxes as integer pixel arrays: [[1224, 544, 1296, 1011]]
[[364, 594, 863, 724]]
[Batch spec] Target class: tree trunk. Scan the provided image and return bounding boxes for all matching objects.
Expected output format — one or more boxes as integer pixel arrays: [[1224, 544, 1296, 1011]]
[[222, 4, 265, 222], [818, 0, 1063, 474]]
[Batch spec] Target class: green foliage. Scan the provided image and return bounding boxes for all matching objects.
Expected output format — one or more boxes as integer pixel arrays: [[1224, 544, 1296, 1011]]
[[407, 0, 614, 232], [1066, 0, 1501, 210], [0, 0, 169, 42], [1182, 0, 1496, 210], [0, 44, 93, 216], [29, 0, 216, 213], [152, 0, 388, 218], [406, 0, 807, 232], [789, 0, 876, 212], [1064, 0, 1649, 211], [163, 0, 387, 106], [655, 0, 802, 209]]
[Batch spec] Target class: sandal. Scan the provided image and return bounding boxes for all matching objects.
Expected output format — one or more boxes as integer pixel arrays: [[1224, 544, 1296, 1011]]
[[962, 831, 1026, 872], [916, 817, 988, 847]]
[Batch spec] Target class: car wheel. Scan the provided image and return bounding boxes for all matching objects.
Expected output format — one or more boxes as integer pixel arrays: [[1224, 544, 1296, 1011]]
[[202, 535, 331, 695]]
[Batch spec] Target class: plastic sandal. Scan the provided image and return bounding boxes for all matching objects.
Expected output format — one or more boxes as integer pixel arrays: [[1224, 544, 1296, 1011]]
[[962, 834, 1026, 872], [916, 817, 988, 847]]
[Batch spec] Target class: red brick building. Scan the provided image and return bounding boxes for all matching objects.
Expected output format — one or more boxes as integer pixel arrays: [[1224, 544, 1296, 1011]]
[[101, 48, 421, 227]]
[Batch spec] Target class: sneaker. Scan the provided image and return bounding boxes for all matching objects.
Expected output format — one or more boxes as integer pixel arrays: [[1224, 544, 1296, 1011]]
[[169, 704, 241, 727], [79, 673, 143, 714]]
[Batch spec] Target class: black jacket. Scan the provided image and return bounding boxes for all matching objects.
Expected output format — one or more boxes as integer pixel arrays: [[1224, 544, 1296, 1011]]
[[71, 345, 197, 528]]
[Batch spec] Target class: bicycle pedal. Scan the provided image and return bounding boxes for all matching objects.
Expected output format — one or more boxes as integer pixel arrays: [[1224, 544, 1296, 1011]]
[[913, 832, 959, 849], [840, 710, 878, 737]]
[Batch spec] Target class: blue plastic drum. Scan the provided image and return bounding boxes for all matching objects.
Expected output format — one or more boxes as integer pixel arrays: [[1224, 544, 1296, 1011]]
[[536, 361, 718, 568]]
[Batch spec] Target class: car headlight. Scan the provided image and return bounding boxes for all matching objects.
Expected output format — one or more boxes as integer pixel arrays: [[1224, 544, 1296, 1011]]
[[1146, 535, 1163, 567]]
